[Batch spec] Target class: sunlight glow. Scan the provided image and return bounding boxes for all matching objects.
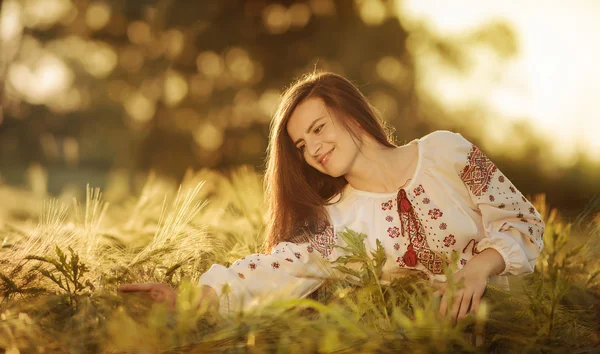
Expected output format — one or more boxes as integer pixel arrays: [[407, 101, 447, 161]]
[[289, 3, 312, 29], [262, 4, 291, 34], [86, 2, 111, 31], [82, 41, 118, 78], [225, 47, 255, 83], [196, 51, 224, 78], [8, 54, 73, 104], [358, 0, 387, 26], [125, 92, 155, 123], [0, 1, 23, 42], [163, 29, 185, 59], [397, 0, 600, 165], [193, 122, 224, 152], [127, 21, 152, 45], [163, 71, 188, 107], [22, 0, 72, 29]]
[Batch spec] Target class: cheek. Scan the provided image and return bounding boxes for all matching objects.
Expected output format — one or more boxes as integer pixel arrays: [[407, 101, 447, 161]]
[[324, 129, 338, 142], [306, 157, 320, 170], [303, 155, 325, 172]]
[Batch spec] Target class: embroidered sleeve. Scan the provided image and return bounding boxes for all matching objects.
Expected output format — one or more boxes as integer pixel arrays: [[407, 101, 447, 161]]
[[198, 240, 335, 314], [434, 131, 545, 276]]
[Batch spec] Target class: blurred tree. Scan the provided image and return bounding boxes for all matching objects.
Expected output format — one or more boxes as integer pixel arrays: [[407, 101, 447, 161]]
[[0, 0, 509, 170], [0, 0, 596, 215]]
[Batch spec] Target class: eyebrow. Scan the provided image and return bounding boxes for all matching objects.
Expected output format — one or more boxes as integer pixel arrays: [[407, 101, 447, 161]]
[[293, 116, 326, 146]]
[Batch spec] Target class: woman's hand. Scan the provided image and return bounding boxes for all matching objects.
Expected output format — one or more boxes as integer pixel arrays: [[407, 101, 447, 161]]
[[119, 283, 178, 309], [118, 283, 219, 312], [438, 248, 505, 323]]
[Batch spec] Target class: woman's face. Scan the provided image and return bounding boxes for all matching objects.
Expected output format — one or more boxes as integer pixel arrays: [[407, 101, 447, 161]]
[[286, 97, 361, 177]]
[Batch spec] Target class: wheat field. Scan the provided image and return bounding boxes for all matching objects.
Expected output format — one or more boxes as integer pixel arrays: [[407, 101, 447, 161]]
[[0, 166, 598, 353]]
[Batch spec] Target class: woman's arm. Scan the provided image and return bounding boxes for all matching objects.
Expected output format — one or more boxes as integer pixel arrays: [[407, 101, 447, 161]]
[[198, 241, 334, 314], [428, 131, 545, 322]]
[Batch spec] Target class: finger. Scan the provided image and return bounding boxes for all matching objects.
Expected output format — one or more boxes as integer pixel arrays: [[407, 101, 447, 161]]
[[449, 291, 464, 323], [433, 283, 446, 298], [470, 295, 481, 315], [118, 283, 153, 292], [457, 291, 472, 321], [439, 290, 450, 316], [470, 288, 484, 314]]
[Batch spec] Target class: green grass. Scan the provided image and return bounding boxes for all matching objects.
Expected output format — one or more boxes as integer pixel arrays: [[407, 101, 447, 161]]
[[0, 167, 598, 353]]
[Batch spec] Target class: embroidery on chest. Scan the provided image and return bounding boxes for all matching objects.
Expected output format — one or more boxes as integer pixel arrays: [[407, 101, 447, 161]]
[[460, 144, 497, 196], [310, 225, 336, 258], [396, 188, 444, 274]]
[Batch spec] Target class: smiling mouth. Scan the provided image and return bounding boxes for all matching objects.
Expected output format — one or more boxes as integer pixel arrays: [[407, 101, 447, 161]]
[[319, 148, 334, 165]]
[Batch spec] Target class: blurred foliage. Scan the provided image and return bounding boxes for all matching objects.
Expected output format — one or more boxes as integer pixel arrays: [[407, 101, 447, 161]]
[[0, 166, 598, 353], [0, 0, 598, 215]]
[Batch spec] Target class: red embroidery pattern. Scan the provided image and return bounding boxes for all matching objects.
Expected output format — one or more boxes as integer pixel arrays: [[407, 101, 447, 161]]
[[307, 245, 314, 253], [529, 207, 535, 215], [403, 244, 418, 267], [397, 189, 444, 274], [294, 252, 302, 259], [393, 243, 400, 250], [428, 208, 443, 220], [439, 223, 447, 230], [249, 262, 257, 270], [413, 185, 425, 196], [387, 226, 400, 238], [310, 225, 335, 258], [381, 200, 393, 211], [460, 145, 497, 196], [238, 272, 245, 279], [285, 258, 294, 262], [443, 234, 456, 247], [423, 198, 430, 204], [385, 216, 393, 222], [489, 195, 495, 202], [460, 259, 467, 266], [272, 262, 280, 269]]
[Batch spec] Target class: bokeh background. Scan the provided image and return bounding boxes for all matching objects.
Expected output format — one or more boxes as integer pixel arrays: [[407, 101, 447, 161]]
[[0, 0, 598, 218]]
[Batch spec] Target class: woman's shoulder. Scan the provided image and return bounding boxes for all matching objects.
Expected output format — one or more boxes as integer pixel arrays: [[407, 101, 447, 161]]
[[418, 130, 469, 148], [417, 130, 474, 161]]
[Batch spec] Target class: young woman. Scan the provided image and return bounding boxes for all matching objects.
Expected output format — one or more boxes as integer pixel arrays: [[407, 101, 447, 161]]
[[120, 72, 545, 323]]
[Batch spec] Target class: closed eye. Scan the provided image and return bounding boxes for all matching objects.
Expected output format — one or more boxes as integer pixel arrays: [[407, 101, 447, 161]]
[[295, 124, 325, 153]]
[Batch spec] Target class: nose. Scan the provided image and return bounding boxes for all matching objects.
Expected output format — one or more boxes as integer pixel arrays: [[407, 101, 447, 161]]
[[306, 138, 322, 157]]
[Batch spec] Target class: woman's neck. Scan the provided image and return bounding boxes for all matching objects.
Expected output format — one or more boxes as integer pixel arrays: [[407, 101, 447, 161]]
[[344, 140, 416, 193]]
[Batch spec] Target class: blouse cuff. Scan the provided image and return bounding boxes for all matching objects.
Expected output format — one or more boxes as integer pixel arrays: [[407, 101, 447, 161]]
[[476, 230, 534, 276], [198, 264, 251, 313]]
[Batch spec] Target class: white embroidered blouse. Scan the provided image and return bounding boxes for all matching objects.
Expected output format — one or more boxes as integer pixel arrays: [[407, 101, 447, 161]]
[[199, 130, 545, 313]]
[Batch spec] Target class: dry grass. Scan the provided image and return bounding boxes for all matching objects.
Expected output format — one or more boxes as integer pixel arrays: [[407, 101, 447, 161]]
[[0, 166, 598, 353]]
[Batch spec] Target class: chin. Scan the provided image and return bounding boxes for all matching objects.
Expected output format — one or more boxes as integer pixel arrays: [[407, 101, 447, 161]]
[[313, 164, 335, 177], [326, 168, 343, 178], [322, 168, 344, 178]]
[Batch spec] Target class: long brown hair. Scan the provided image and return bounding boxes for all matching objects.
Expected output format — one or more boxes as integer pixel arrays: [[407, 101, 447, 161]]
[[263, 72, 396, 252]]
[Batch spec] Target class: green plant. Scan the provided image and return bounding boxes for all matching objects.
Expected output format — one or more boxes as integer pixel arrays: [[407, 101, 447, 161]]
[[26, 246, 95, 309]]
